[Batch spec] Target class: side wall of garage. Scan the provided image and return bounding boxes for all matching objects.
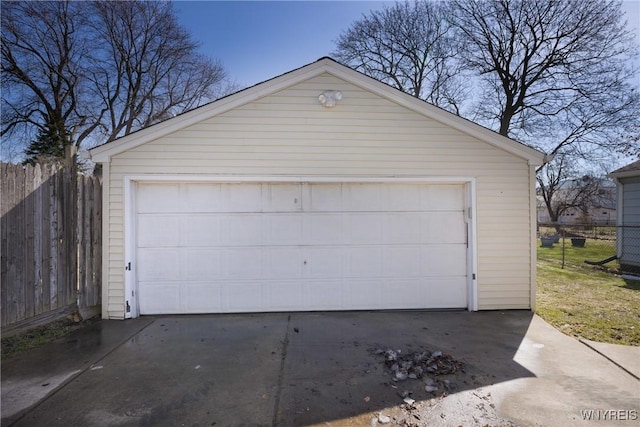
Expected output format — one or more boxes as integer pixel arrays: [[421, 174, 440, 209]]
[[103, 72, 534, 319], [619, 176, 640, 268]]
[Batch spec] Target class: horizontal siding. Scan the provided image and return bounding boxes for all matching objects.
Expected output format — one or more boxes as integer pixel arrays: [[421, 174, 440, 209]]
[[622, 180, 640, 225], [620, 179, 640, 267], [104, 72, 533, 318]]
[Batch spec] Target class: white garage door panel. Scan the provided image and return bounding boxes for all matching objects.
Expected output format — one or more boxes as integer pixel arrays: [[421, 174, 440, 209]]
[[183, 249, 221, 280], [139, 283, 181, 314], [137, 183, 181, 213], [344, 214, 382, 243], [224, 248, 263, 279], [425, 277, 468, 308], [266, 184, 302, 211], [181, 216, 221, 246], [264, 281, 304, 310], [308, 185, 343, 211], [421, 185, 464, 210], [137, 249, 179, 281], [385, 213, 422, 244], [386, 186, 421, 211], [383, 247, 422, 276], [383, 279, 427, 308], [265, 248, 303, 278], [182, 183, 222, 212], [138, 215, 179, 247], [346, 279, 383, 308], [422, 212, 466, 243], [136, 182, 469, 314], [345, 247, 383, 277], [222, 282, 263, 310], [305, 214, 343, 243], [423, 246, 468, 276], [304, 280, 344, 309], [304, 247, 342, 278], [344, 184, 383, 211], [222, 215, 263, 245], [222, 184, 263, 212], [184, 283, 222, 312], [266, 215, 303, 244]]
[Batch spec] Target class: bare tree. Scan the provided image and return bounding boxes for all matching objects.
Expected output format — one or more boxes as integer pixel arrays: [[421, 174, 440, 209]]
[[333, 1, 465, 114], [1, 1, 230, 162], [618, 124, 640, 158], [1, 1, 96, 158], [450, 0, 639, 139], [537, 154, 609, 224], [449, 0, 639, 223], [332, 2, 639, 216], [89, 1, 228, 143]]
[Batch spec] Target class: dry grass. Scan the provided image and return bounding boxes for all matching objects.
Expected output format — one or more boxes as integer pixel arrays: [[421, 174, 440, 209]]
[[536, 259, 640, 345], [1, 316, 100, 359], [537, 237, 618, 271]]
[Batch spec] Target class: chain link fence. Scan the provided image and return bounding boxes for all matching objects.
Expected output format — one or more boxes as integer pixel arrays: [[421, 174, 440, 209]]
[[537, 223, 640, 274]]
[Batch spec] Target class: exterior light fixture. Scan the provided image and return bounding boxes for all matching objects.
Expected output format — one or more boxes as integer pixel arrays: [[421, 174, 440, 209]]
[[318, 90, 343, 108]]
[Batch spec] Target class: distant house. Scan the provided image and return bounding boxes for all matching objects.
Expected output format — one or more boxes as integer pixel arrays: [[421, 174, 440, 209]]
[[609, 160, 640, 274], [536, 180, 616, 225]]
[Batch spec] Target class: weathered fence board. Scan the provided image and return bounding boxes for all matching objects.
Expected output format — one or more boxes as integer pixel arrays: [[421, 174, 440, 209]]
[[1, 154, 102, 333], [77, 170, 102, 309]]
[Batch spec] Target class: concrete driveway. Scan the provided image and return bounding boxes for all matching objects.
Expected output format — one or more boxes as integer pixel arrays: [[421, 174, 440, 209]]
[[2, 311, 639, 426]]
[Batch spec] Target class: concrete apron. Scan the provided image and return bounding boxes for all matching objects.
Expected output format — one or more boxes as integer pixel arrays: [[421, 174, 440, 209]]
[[2, 311, 638, 427]]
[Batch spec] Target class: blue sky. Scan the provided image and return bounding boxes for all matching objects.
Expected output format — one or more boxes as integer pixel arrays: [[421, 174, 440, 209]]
[[175, 0, 640, 88], [174, 1, 390, 87]]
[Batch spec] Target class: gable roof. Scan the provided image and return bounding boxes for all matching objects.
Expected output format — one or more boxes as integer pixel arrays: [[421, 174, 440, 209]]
[[89, 57, 546, 165], [609, 160, 640, 179]]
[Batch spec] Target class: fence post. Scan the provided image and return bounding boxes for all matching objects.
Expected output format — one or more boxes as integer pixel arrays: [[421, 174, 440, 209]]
[[561, 225, 565, 269], [76, 162, 102, 315]]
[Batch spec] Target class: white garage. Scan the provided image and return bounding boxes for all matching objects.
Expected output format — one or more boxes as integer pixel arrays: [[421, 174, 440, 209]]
[[135, 181, 469, 314], [89, 58, 546, 319]]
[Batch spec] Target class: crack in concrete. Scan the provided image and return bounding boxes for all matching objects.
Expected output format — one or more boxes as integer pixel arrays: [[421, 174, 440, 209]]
[[579, 339, 640, 381], [271, 314, 291, 426]]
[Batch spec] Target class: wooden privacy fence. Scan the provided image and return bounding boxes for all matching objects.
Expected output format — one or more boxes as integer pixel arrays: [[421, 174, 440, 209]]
[[1, 151, 102, 334]]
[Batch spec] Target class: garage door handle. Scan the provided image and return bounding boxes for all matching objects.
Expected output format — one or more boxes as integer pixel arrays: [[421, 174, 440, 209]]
[[125, 262, 131, 271]]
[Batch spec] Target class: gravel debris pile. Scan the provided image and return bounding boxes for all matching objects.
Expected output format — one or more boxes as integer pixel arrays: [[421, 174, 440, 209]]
[[372, 348, 463, 379]]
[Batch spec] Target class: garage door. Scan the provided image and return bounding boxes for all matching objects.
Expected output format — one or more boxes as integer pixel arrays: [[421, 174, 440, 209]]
[[135, 182, 468, 314]]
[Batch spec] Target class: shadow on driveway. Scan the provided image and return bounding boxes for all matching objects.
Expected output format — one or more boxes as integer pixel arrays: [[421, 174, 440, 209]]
[[3, 311, 638, 426]]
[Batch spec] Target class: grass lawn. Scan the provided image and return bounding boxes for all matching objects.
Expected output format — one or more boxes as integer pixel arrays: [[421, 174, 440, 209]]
[[536, 252, 640, 346], [537, 237, 618, 270]]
